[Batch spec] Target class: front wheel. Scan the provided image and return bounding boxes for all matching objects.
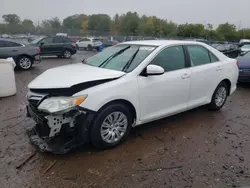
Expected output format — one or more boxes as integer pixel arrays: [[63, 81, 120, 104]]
[[208, 82, 228, 110], [17, 56, 33, 70], [91, 103, 132, 149], [63, 50, 72, 58]]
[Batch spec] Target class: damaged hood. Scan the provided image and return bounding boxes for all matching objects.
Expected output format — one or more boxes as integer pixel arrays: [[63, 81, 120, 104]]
[[28, 63, 125, 89]]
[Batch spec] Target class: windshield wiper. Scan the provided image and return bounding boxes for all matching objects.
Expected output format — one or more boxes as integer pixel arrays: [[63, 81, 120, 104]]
[[122, 47, 140, 72], [98, 46, 131, 68]]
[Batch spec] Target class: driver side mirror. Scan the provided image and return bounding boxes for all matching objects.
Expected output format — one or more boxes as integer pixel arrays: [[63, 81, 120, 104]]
[[146, 64, 164, 76]]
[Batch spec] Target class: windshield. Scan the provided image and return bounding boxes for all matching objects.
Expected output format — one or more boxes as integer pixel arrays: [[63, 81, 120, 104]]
[[242, 44, 250, 49], [30, 37, 43, 44], [242, 51, 250, 57], [86, 44, 156, 72]]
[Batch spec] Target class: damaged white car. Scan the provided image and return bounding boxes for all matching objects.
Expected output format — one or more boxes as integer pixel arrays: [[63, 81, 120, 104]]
[[26, 40, 238, 154]]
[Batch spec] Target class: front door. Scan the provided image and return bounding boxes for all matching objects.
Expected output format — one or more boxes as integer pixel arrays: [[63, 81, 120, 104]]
[[39, 37, 54, 55], [138, 45, 191, 123]]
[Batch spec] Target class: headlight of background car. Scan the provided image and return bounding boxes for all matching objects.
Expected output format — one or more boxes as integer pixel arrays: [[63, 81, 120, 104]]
[[38, 95, 87, 113]]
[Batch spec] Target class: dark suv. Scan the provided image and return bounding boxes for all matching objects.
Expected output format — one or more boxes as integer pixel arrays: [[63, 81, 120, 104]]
[[30, 36, 77, 58]]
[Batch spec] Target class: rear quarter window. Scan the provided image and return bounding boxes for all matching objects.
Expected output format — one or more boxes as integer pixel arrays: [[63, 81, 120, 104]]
[[62, 37, 72, 43]]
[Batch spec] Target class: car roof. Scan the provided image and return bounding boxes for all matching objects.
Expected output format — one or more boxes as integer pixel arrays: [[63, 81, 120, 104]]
[[122, 40, 205, 46], [0, 38, 29, 45], [0, 38, 18, 42]]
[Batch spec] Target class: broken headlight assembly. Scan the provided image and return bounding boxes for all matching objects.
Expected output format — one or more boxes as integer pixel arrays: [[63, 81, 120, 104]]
[[38, 95, 87, 113]]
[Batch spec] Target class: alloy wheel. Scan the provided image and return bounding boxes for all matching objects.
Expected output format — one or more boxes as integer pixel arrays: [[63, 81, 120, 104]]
[[100, 111, 128, 144], [215, 86, 227, 107], [19, 57, 32, 69]]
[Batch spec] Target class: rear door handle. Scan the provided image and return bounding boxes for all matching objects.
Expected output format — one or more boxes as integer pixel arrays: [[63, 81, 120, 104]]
[[181, 73, 190, 79], [216, 66, 222, 71]]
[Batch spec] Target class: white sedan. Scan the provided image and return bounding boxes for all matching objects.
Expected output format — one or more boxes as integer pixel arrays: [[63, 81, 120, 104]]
[[27, 40, 238, 153]]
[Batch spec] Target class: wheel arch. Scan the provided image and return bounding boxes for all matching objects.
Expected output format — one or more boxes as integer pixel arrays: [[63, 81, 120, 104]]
[[16, 54, 34, 62], [96, 99, 137, 125], [219, 78, 231, 96]]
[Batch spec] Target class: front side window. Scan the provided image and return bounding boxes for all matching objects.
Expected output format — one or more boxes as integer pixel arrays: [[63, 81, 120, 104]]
[[41, 37, 53, 44], [186, 45, 211, 66], [86, 44, 156, 72], [150, 46, 186, 72]]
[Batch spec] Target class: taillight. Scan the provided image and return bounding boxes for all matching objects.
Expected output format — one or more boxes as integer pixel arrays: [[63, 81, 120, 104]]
[[36, 47, 40, 53], [236, 61, 239, 67], [72, 43, 76, 47]]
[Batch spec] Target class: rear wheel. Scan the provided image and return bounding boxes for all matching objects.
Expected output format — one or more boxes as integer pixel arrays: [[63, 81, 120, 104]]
[[63, 50, 72, 58], [208, 82, 228, 110], [91, 103, 132, 149], [17, 56, 33, 70], [87, 44, 93, 51]]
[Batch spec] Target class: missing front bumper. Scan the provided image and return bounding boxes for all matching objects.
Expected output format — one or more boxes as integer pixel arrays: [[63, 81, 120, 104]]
[[26, 105, 95, 154]]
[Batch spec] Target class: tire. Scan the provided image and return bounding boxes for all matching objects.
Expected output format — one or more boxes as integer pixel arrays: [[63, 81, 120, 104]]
[[91, 103, 132, 149], [87, 44, 93, 51], [17, 56, 33, 70], [208, 82, 229, 110], [63, 50, 72, 58]]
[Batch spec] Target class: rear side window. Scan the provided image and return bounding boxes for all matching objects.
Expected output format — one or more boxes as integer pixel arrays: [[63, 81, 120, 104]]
[[0, 40, 5, 47], [53, 37, 63, 43], [93, 39, 100, 42], [209, 52, 219, 63], [80, 38, 90, 42], [0, 41, 22, 47], [62, 37, 71, 43], [186, 45, 211, 66], [150, 46, 186, 72]]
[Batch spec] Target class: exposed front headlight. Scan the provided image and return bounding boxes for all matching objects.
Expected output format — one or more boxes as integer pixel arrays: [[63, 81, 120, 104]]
[[38, 95, 87, 113]]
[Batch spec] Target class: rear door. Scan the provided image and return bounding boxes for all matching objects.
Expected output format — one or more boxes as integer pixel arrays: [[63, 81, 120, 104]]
[[185, 45, 223, 108], [52, 36, 64, 54], [0, 40, 9, 58], [0, 40, 22, 58]]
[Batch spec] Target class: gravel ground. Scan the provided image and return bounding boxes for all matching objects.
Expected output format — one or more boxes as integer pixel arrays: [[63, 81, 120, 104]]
[[1, 51, 250, 188]]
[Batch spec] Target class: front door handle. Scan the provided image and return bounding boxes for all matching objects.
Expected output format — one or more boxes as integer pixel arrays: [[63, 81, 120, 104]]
[[181, 73, 190, 79]]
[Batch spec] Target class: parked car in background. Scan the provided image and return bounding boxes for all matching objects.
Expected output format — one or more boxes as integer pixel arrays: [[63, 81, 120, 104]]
[[239, 39, 250, 44], [239, 43, 250, 55], [30, 36, 77, 58], [212, 43, 241, 58], [76, 38, 102, 50], [237, 51, 250, 83], [26, 40, 238, 153], [102, 39, 119, 48], [0, 39, 41, 70]]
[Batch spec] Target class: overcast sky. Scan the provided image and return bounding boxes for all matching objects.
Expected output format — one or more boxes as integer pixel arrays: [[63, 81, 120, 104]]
[[1, 0, 250, 28]]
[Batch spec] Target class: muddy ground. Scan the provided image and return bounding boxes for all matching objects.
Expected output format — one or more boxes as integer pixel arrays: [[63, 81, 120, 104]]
[[1, 51, 250, 188]]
